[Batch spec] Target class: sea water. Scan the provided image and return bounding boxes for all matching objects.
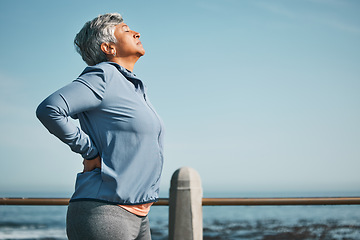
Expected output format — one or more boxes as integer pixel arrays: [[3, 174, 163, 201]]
[[1, 191, 359, 240]]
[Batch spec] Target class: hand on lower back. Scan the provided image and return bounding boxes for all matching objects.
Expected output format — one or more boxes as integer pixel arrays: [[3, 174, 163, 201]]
[[82, 156, 101, 172]]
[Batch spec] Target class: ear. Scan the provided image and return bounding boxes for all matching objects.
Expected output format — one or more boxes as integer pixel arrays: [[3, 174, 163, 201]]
[[100, 42, 116, 56]]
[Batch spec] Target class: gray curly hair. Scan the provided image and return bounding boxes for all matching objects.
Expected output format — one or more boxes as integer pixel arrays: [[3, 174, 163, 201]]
[[74, 13, 123, 66]]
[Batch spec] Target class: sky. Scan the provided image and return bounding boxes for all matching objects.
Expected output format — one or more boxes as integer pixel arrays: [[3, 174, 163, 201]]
[[0, 0, 359, 197]]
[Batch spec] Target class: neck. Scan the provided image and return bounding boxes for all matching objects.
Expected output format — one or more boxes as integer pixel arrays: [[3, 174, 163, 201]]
[[109, 55, 140, 72]]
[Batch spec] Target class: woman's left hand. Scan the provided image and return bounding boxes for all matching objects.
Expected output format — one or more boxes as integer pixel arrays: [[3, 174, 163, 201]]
[[82, 156, 101, 173]]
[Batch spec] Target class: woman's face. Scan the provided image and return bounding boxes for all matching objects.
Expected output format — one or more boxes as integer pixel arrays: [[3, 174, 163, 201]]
[[113, 23, 145, 58]]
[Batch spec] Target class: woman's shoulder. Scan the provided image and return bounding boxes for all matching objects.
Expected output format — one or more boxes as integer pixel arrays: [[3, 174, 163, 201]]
[[78, 62, 120, 80], [82, 61, 117, 73], [74, 62, 119, 99]]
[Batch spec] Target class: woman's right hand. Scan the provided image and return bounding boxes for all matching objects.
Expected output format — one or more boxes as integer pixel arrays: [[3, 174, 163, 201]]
[[82, 156, 101, 173]]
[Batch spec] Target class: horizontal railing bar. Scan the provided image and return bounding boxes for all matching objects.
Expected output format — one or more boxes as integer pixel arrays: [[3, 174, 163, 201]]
[[202, 197, 360, 206], [1, 197, 360, 206], [0, 198, 70, 205]]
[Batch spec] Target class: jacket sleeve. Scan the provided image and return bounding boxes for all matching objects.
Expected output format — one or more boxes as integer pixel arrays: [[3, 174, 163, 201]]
[[36, 66, 106, 160]]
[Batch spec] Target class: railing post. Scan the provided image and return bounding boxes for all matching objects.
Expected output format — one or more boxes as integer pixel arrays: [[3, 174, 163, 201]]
[[169, 167, 203, 240]]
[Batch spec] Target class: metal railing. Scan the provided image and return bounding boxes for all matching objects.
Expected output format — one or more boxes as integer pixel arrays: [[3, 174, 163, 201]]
[[1, 197, 360, 206], [2, 168, 359, 240]]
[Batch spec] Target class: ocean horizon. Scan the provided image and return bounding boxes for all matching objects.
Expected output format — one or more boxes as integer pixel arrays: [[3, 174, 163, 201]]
[[1, 190, 360, 240]]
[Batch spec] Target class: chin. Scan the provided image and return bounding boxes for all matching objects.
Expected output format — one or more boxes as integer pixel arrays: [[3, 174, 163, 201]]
[[138, 50, 145, 57]]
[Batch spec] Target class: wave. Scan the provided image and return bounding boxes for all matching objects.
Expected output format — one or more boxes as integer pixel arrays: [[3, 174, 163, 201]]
[[0, 222, 49, 229], [1, 221, 360, 240], [203, 219, 360, 240], [1, 204, 360, 240], [0, 228, 66, 240]]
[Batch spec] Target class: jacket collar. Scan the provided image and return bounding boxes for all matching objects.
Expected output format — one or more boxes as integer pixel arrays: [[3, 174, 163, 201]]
[[107, 62, 145, 92]]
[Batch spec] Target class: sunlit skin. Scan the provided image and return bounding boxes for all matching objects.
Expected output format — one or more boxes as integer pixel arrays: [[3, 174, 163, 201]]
[[83, 23, 145, 172], [101, 22, 145, 72]]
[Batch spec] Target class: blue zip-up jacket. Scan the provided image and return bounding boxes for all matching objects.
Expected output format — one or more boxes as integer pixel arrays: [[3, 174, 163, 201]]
[[36, 62, 164, 205]]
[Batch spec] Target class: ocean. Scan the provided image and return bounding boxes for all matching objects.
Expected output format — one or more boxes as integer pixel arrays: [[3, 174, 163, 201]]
[[1, 192, 359, 240]]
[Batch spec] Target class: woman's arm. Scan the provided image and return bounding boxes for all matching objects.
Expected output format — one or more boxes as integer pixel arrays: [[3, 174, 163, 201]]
[[36, 81, 103, 160]]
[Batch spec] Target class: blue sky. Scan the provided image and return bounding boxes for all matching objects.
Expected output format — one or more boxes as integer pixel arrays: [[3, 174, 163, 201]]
[[0, 0, 359, 197]]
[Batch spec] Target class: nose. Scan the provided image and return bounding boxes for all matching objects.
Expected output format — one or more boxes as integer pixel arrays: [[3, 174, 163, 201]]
[[133, 31, 140, 39]]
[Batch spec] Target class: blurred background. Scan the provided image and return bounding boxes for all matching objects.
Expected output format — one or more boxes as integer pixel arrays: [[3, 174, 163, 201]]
[[0, 0, 359, 197]]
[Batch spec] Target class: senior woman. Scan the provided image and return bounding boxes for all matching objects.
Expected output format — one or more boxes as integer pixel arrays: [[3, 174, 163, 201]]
[[36, 13, 164, 240]]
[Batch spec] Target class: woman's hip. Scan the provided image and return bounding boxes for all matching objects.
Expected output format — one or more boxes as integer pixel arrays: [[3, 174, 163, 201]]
[[66, 200, 151, 240]]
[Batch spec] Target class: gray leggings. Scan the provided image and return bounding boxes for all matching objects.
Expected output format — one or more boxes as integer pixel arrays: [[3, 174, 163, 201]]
[[66, 201, 151, 240]]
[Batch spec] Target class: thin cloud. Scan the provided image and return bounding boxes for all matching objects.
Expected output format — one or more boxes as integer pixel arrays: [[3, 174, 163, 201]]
[[0, 72, 21, 88], [305, 0, 350, 7], [255, 1, 297, 19], [254, 0, 360, 34], [315, 16, 360, 34]]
